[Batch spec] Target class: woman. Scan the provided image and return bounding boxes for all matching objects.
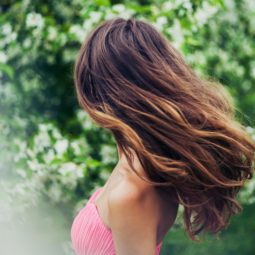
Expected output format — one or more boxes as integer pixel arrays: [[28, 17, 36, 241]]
[[70, 17, 255, 255]]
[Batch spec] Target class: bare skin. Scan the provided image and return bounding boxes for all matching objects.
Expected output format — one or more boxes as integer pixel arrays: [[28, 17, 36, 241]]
[[94, 144, 179, 254]]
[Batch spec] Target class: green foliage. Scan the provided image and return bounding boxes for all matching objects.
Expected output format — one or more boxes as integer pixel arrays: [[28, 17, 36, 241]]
[[1, 0, 255, 254]]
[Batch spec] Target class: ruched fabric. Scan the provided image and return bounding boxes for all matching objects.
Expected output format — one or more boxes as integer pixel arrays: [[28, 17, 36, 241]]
[[71, 187, 163, 255]]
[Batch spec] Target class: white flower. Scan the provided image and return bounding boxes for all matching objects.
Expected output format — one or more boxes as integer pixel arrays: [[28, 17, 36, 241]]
[[245, 126, 254, 134], [76, 166, 84, 178], [27, 159, 41, 171], [194, 9, 208, 26], [89, 11, 102, 23], [69, 25, 86, 43], [120, 9, 135, 19], [48, 26, 57, 41], [70, 141, 82, 155], [58, 163, 84, 187], [59, 162, 77, 175], [76, 110, 94, 130], [23, 38, 32, 48], [112, 4, 125, 13], [194, 2, 218, 27], [58, 33, 67, 46], [38, 123, 49, 132], [76, 109, 87, 121], [32, 27, 42, 37], [34, 129, 51, 151], [33, 131, 51, 151], [104, 10, 117, 20], [54, 139, 68, 156], [26, 148, 35, 158], [2, 23, 12, 35], [0, 30, 17, 46], [156, 16, 168, 27], [162, 2, 175, 10], [43, 149, 55, 162], [100, 145, 117, 164], [194, 52, 206, 65], [10, 32, 17, 41], [0, 51, 7, 63], [26, 12, 44, 29], [224, 0, 236, 10], [52, 127, 62, 140], [166, 19, 184, 48], [183, 1, 192, 11], [82, 19, 94, 31], [13, 138, 27, 152]]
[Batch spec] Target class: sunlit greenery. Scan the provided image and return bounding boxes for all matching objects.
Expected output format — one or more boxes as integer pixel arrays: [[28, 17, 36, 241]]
[[1, 0, 255, 254]]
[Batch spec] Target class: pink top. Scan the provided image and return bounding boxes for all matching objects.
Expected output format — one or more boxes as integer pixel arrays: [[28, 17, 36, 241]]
[[71, 187, 163, 255]]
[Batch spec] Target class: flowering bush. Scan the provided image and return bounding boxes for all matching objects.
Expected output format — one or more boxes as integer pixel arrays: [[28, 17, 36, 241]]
[[1, 0, 255, 254], [14, 110, 117, 207]]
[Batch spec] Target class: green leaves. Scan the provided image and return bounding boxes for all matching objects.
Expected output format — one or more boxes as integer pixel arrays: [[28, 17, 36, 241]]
[[93, 0, 111, 7], [1, 1, 255, 254]]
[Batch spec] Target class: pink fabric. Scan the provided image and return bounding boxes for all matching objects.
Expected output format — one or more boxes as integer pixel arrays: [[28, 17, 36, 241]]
[[71, 187, 163, 255]]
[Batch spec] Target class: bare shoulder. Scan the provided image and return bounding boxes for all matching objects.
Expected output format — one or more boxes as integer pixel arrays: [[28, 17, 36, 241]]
[[108, 175, 159, 228], [108, 166, 159, 212], [108, 180, 160, 255], [108, 179, 156, 207]]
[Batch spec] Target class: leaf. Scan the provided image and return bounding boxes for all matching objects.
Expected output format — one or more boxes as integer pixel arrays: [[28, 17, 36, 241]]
[[0, 64, 14, 79], [93, 0, 110, 7]]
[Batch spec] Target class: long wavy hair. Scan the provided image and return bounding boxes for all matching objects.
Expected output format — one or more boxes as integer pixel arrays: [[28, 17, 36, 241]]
[[74, 17, 255, 240]]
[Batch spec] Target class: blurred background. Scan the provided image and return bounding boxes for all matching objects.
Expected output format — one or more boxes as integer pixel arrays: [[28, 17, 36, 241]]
[[0, 0, 255, 254]]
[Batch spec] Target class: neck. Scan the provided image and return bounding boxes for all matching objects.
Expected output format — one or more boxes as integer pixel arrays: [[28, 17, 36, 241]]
[[116, 145, 147, 179]]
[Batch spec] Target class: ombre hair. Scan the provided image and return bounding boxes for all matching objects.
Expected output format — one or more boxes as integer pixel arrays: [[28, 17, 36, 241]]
[[74, 17, 255, 240]]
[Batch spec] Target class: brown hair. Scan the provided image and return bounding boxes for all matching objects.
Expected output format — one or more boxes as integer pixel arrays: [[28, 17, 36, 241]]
[[74, 17, 255, 240]]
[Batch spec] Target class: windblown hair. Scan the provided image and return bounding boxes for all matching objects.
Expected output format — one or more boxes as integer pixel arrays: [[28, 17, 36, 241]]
[[74, 17, 255, 240]]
